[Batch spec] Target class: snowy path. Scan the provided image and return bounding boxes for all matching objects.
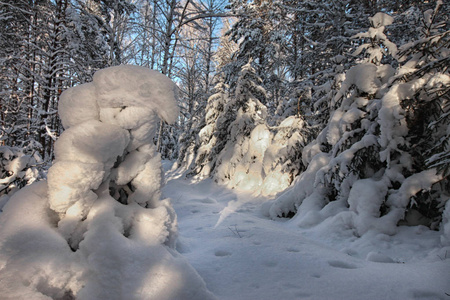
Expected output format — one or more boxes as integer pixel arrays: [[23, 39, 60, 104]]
[[162, 174, 450, 300]]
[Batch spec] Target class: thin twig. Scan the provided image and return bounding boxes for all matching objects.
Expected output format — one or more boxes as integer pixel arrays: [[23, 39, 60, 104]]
[[228, 224, 242, 238]]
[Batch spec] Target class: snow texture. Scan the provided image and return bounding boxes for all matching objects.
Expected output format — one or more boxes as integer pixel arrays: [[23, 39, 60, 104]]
[[0, 65, 214, 300], [342, 64, 380, 95], [162, 173, 450, 300]]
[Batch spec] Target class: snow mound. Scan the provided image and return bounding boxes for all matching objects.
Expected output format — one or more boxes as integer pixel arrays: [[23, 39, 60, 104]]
[[93, 65, 179, 124], [0, 65, 215, 300]]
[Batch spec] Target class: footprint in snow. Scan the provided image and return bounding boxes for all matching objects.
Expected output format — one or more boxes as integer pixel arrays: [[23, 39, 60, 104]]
[[410, 290, 447, 300], [283, 283, 301, 289], [193, 198, 216, 204], [263, 260, 278, 267], [250, 283, 260, 289], [215, 250, 232, 257], [295, 292, 313, 298], [286, 247, 300, 253], [327, 260, 359, 269]]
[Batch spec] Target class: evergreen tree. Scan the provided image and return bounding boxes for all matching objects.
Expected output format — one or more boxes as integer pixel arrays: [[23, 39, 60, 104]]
[[213, 60, 268, 190], [224, 0, 286, 116], [387, 1, 449, 227], [177, 78, 229, 177], [269, 7, 449, 237]]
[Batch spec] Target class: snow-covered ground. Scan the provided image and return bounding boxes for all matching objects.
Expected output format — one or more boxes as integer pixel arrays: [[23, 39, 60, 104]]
[[163, 164, 450, 300]]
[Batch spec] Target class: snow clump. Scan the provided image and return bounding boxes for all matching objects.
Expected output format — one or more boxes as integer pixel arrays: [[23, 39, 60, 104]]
[[0, 65, 215, 300]]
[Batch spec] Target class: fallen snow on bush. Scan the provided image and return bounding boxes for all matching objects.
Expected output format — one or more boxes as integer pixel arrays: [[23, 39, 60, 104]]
[[0, 65, 215, 300]]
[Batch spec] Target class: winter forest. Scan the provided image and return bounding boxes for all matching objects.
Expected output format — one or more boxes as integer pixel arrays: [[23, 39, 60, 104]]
[[0, 0, 449, 299]]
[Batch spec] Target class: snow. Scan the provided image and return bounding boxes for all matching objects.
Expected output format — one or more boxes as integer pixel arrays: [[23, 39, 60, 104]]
[[267, 152, 331, 219], [162, 171, 450, 300], [0, 65, 215, 300], [347, 178, 389, 235], [342, 64, 380, 95], [1, 62, 449, 299], [93, 65, 179, 124]]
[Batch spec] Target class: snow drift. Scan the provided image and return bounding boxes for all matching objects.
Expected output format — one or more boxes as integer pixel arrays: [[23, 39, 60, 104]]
[[0, 65, 215, 300]]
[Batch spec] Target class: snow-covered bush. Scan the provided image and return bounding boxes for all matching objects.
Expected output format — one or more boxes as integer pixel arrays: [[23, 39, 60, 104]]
[[268, 9, 449, 241], [0, 144, 43, 209], [0, 65, 215, 299]]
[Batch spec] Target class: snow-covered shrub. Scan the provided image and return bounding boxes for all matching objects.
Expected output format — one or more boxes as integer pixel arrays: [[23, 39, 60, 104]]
[[0, 65, 215, 299], [0, 144, 43, 208], [269, 8, 449, 241]]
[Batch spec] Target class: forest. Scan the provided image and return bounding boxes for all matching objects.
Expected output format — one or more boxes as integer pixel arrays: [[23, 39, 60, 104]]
[[2, 0, 449, 233], [0, 0, 449, 299]]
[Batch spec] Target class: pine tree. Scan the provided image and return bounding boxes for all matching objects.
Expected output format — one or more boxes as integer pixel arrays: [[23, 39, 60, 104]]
[[268, 9, 449, 236], [213, 60, 268, 191], [177, 78, 229, 177], [386, 1, 449, 228], [224, 0, 286, 116]]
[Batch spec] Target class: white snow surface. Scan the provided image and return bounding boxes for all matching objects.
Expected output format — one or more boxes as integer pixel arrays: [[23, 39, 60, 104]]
[[163, 165, 450, 300]]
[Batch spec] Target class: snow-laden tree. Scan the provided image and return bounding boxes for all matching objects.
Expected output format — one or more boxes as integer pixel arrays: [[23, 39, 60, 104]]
[[391, 1, 449, 240], [176, 62, 265, 185], [268, 12, 396, 222], [0, 0, 62, 160], [260, 116, 310, 196], [268, 7, 449, 241], [211, 60, 269, 191], [0, 65, 215, 300], [177, 78, 228, 177], [223, 0, 288, 118], [177, 60, 312, 196]]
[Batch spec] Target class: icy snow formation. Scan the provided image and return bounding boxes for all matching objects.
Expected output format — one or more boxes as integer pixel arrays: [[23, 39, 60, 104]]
[[0, 65, 215, 300]]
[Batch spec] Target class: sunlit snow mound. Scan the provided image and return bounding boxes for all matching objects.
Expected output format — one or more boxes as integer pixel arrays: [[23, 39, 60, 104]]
[[0, 65, 215, 300]]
